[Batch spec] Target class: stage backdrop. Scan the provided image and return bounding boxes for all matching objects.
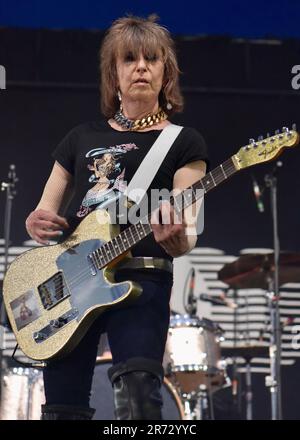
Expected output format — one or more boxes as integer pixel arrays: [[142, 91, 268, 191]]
[[0, 28, 300, 419]]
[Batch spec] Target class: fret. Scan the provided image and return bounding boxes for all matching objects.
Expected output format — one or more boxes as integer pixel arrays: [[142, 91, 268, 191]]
[[93, 250, 101, 268], [122, 229, 130, 249], [99, 248, 108, 266], [133, 224, 140, 239], [94, 249, 101, 267], [192, 187, 198, 204], [191, 185, 205, 205], [135, 222, 144, 240], [103, 243, 110, 260], [111, 239, 118, 258], [121, 229, 129, 250], [141, 222, 150, 235], [99, 248, 107, 266], [223, 158, 236, 177], [133, 225, 140, 243], [117, 234, 127, 253], [173, 194, 182, 214], [183, 189, 194, 209], [124, 228, 132, 249], [128, 226, 136, 245], [106, 241, 114, 259], [174, 192, 186, 213], [113, 236, 122, 255], [211, 167, 223, 185], [110, 239, 117, 258], [223, 164, 232, 177], [203, 176, 214, 192], [196, 179, 206, 194], [210, 172, 216, 187], [136, 222, 145, 239], [220, 163, 227, 179]]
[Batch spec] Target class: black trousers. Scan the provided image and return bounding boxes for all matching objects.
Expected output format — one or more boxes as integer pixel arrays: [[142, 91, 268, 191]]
[[43, 271, 173, 407]]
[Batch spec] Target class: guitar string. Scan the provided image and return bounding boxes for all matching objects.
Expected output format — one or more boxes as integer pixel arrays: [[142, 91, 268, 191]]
[[43, 160, 236, 293], [52, 179, 231, 290], [43, 220, 153, 295], [40, 140, 298, 303]]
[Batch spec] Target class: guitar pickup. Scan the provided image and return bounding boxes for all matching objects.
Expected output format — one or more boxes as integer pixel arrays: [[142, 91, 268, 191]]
[[38, 271, 70, 310]]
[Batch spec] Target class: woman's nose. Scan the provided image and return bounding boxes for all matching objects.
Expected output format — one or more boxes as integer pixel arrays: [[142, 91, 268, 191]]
[[136, 55, 147, 71]]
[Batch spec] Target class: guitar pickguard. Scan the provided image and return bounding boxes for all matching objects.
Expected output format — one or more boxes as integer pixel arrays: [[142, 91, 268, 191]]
[[55, 239, 131, 320], [29, 238, 132, 344]]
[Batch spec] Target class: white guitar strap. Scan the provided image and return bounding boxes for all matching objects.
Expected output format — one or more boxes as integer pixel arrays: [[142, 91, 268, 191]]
[[123, 123, 183, 204]]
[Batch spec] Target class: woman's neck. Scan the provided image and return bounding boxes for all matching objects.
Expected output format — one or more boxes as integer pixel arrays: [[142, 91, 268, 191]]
[[121, 98, 159, 120]]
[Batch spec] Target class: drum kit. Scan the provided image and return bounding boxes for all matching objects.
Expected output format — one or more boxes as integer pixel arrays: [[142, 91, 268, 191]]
[[0, 251, 300, 420], [162, 251, 300, 420]]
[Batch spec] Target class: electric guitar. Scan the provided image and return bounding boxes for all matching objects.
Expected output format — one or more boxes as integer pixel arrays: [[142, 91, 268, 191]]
[[3, 127, 299, 361]]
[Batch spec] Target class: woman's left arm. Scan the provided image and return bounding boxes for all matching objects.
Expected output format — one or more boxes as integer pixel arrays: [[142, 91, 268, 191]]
[[151, 160, 207, 257]]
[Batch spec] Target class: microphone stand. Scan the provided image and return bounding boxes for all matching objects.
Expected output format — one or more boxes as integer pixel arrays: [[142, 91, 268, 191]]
[[0, 164, 18, 401], [264, 162, 282, 420]]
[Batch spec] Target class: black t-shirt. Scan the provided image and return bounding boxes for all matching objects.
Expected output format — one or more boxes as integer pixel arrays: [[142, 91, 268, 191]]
[[53, 119, 209, 266]]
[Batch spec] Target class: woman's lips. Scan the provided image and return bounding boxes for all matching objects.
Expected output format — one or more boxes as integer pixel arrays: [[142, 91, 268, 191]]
[[133, 79, 149, 84]]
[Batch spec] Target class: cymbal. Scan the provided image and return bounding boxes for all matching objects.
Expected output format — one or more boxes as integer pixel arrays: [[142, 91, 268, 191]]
[[221, 343, 269, 361], [218, 252, 300, 290]]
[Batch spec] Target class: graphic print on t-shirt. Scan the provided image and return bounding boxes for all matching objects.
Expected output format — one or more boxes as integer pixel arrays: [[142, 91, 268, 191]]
[[77, 143, 138, 218]]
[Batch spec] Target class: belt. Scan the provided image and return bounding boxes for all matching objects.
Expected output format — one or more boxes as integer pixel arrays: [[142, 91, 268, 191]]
[[116, 257, 173, 274]]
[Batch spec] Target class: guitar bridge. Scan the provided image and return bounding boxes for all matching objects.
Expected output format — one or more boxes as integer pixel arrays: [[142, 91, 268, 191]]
[[38, 271, 70, 310]]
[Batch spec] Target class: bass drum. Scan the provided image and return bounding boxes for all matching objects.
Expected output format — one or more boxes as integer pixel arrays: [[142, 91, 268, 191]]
[[91, 357, 185, 420], [164, 315, 226, 394]]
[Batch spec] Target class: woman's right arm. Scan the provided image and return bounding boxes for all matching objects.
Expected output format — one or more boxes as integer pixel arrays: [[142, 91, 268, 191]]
[[25, 161, 74, 245]]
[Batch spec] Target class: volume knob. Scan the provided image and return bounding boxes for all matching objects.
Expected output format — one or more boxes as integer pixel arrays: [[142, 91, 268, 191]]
[[33, 331, 46, 341]]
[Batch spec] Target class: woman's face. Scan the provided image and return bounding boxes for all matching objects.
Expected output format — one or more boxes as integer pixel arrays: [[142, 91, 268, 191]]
[[116, 50, 165, 104]]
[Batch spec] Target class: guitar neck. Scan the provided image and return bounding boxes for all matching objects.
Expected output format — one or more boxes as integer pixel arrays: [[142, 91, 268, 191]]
[[90, 156, 238, 268]]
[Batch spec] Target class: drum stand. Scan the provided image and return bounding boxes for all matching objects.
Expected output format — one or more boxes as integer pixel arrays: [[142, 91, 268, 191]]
[[181, 386, 214, 420], [182, 395, 198, 420]]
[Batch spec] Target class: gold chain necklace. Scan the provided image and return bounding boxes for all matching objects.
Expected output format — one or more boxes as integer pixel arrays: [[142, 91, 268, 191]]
[[114, 108, 168, 131]]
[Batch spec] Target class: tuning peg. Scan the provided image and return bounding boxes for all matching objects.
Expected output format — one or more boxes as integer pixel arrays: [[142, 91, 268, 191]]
[[275, 129, 280, 135], [282, 127, 289, 133], [257, 135, 264, 141], [249, 138, 259, 148], [292, 123, 297, 131], [245, 138, 254, 150], [266, 133, 270, 138]]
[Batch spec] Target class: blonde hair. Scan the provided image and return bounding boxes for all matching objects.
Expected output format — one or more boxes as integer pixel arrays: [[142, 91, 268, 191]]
[[99, 15, 184, 118]]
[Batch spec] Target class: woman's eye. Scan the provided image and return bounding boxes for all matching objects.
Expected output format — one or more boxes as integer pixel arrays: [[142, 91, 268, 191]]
[[145, 54, 158, 62], [124, 53, 135, 62]]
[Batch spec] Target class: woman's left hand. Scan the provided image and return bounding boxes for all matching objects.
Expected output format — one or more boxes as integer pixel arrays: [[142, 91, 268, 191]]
[[150, 201, 189, 257]]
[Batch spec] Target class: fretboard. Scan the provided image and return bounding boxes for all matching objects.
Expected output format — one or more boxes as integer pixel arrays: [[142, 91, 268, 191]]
[[89, 157, 237, 269]]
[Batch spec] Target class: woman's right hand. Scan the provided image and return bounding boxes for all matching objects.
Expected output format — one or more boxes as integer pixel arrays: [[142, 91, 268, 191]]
[[25, 209, 69, 245]]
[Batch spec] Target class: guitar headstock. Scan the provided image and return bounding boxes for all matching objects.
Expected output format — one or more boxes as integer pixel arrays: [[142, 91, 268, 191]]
[[233, 127, 299, 170]]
